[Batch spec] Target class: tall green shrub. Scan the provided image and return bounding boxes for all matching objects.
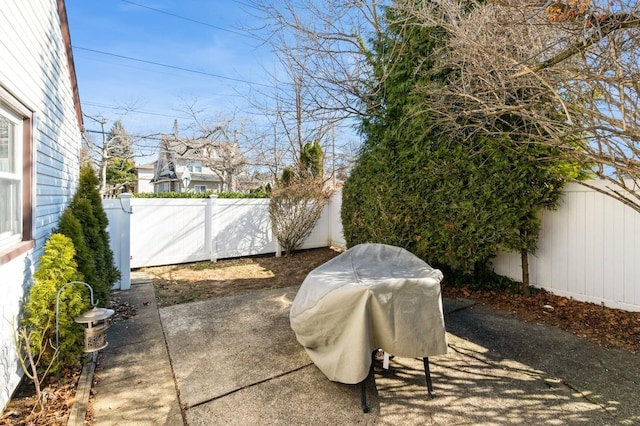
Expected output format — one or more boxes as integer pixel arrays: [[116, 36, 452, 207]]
[[55, 208, 97, 295], [69, 165, 120, 306], [300, 141, 324, 180], [342, 1, 576, 284], [22, 233, 87, 374]]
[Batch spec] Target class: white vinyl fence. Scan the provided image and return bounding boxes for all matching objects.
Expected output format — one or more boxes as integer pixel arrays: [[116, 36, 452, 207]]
[[493, 181, 640, 312], [105, 183, 640, 312], [103, 191, 346, 277]]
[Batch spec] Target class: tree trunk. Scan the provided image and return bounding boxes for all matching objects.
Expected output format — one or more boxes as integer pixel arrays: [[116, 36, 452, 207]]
[[520, 248, 530, 295]]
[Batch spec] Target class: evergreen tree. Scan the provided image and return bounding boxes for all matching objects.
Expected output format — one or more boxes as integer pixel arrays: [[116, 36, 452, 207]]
[[106, 157, 136, 192], [69, 165, 120, 305], [55, 208, 97, 291], [105, 120, 136, 192], [342, 1, 576, 284], [300, 140, 324, 180]]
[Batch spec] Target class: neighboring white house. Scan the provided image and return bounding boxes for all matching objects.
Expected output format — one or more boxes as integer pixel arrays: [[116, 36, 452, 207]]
[[152, 131, 224, 194], [0, 0, 83, 411], [135, 161, 156, 193]]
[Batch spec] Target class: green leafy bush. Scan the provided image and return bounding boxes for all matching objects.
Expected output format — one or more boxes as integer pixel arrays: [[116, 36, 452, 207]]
[[342, 2, 574, 288], [22, 234, 88, 374]]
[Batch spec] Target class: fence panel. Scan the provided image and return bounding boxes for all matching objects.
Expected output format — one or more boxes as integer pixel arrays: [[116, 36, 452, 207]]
[[329, 189, 346, 249], [492, 182, 640, 311], [117, 195, 341, 269], [212, 198, 275, 259], [103, 195, 131, 289], [130, 198, 210, 268]]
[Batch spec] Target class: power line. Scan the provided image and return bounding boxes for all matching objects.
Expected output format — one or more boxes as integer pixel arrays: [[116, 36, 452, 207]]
[[83, 101, 192, 119], [73, 46, 272, 88], [121, 0, 258, 40], [85, 128, 165, 141]]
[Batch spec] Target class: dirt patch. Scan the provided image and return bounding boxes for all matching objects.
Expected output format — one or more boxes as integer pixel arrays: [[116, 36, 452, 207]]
[[0, 369, 82, 426], [145, 247, 343, 307], [444, 286, 640, 355]]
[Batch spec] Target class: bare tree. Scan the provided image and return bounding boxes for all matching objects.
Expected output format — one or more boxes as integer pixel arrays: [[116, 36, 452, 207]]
[[249, 0, 384, 120], [247, 0, 378, 182], [399, 0, 640, 211], [83, 118, 165, 196], [250, 0, 640, 210]]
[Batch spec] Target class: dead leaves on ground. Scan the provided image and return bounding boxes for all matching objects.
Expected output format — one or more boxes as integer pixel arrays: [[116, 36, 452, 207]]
[[443, 286, 640, 354]]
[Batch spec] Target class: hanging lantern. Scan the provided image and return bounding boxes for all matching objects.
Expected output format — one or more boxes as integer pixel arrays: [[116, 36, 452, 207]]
[[74, 306, 115, 352]]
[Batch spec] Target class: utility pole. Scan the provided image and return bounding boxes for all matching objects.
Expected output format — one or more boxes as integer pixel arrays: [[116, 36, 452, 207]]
[[100, 118, 108, 197]]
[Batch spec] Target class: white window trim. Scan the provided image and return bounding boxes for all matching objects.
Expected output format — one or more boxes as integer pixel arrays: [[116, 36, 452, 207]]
[[0, 85, 34, 264], [0, 104, 23, 250]]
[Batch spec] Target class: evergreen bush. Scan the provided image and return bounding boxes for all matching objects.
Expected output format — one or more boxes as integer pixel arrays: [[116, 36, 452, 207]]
[[342, 2, 576, 288], [55, 208, 97, 295], [22, 234, 87, 374], [68, 165, 120, 306]]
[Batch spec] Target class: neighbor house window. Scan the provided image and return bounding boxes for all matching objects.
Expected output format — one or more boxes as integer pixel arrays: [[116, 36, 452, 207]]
[[187, 162, 202, 173], [194, 185, 207, 193], [0, 89, 33, 260]]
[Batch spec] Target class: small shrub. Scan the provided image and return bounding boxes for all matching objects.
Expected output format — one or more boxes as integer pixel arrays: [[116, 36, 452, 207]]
[[22, 233, 88, 374], [269, 181, 328, 255]]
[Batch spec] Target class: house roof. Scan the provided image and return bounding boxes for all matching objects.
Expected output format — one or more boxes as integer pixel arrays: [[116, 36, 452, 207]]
[[56, 0, 83, 131], [137, 161, 157, 170]]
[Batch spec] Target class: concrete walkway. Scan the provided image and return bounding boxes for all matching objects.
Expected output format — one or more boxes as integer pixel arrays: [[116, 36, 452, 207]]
[[92, 281, 183, 425], [91, 281, 640, 425]]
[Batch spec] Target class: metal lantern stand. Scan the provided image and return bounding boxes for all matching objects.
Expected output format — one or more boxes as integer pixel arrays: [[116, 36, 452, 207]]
[[55, 281, 114, 382], [75, 306, 114, 352]]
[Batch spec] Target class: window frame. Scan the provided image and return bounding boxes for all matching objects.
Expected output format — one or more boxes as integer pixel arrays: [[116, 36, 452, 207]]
[[0, 86, 34, 264], [187, 162, 202, 173]]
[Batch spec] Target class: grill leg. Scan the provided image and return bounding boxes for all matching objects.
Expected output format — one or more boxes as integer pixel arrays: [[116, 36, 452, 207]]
[[360, 379, 370, 413], [423, 357, 436, 398]]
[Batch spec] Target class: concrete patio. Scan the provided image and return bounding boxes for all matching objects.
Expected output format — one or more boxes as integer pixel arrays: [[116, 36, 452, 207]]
[[88, 281, 640, 425]]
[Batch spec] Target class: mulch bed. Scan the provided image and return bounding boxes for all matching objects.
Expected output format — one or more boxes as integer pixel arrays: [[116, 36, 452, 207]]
[[442, 285, 640, 354]]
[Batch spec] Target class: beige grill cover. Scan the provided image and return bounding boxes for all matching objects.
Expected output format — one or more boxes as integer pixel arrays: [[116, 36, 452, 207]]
[[290, 243, 448, 384]]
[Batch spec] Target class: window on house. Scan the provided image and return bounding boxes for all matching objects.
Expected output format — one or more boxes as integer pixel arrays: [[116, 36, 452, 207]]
[[0, 93, 31, 256], [187, 162, 202, 173], [194, 185, 207, 193]]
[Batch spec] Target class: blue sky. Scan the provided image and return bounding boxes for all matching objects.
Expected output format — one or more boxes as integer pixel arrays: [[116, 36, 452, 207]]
[[66, 0, 277, 160]]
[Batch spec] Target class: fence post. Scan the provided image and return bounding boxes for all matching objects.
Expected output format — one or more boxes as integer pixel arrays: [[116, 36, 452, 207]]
[[207, 194, 218, 262], [119, 193, 132, 290]]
